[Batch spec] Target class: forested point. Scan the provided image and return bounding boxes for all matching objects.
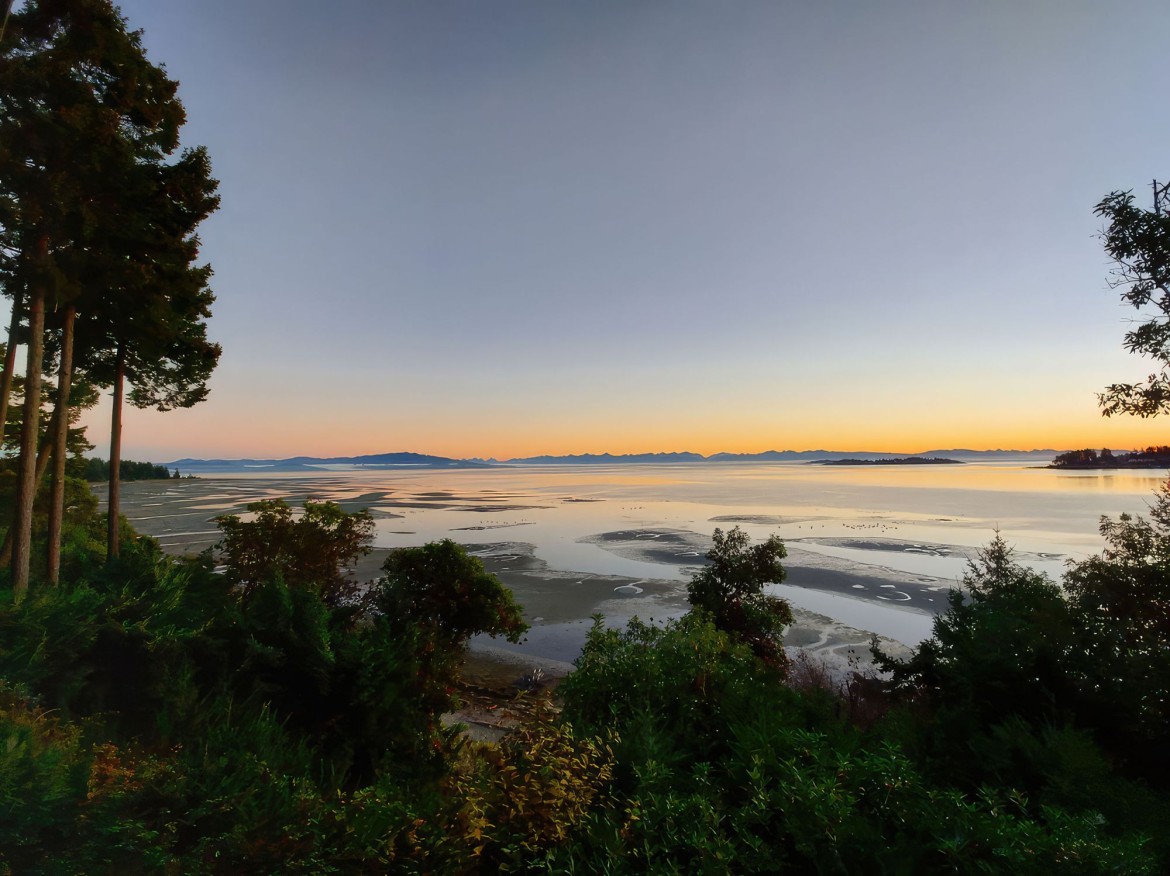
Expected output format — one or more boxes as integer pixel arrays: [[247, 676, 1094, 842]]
[[1051, 446, 1170, 468], [81, 458, 179, 482]]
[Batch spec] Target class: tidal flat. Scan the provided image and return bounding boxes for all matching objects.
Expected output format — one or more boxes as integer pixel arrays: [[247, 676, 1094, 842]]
[[106, 461, 1166, 674]]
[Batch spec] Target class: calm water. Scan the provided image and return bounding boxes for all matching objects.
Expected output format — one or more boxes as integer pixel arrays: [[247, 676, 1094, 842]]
[[120, 460, 1168, 647]]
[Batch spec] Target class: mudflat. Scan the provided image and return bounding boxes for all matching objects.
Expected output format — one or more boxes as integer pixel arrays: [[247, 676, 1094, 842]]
[[106, 473, 950, 675]]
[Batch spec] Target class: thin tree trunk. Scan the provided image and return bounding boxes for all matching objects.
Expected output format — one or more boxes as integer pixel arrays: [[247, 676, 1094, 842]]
[[46, 304, 75, 585], [0, 288, 24, 448], [0, 405, 60, 567], [106, 343, 125, 561], [11, 235, 47, 599]]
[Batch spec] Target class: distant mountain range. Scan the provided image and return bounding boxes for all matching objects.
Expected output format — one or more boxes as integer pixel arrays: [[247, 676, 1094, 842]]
[[166, 452, 490, 474], [165, 449, 1060, 473], [496, 449, 1059, 465]]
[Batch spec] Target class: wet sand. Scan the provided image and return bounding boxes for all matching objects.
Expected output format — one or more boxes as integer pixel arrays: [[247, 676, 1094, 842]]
[[464, 539, 916, 667], [108, 476, 930, 674], [99, 460, 1164, 742], [581, 527, 954, 615]]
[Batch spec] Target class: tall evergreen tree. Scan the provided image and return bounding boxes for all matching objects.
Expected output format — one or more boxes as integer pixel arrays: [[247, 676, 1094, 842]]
[[73, 146, 220, 560], [0, 288, 23, 447], [0, 0, 207, 593], [0, 0, 22, 453], [45, 302, 73, 583]]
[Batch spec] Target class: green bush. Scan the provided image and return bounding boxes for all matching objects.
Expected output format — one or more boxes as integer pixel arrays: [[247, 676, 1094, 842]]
[[2, 482, 1164, 872], [555, 614, 1158, 873], [1063, 484, 1170, 773], [216, 499, 374, 607], [0, 684, 90, 873], [687, 526, 792, 670]]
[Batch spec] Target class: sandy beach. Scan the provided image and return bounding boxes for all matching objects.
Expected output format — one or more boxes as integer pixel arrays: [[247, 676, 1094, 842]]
[[111, 474, 925, 685]]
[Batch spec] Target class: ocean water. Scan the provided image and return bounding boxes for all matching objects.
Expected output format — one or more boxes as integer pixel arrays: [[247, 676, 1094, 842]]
[[118, 460, 1168, 647]]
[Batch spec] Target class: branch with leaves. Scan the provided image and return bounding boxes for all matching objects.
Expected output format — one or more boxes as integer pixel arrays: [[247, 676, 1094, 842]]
[[1094, 185, 1170, 417]]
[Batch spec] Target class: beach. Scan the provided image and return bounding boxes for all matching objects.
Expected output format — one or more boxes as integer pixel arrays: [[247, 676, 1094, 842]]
[[106, 461, 1164, 676]]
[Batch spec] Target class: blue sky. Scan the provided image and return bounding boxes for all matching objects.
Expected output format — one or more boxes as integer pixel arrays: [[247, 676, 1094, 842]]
[[76, 0, 1170, 459]]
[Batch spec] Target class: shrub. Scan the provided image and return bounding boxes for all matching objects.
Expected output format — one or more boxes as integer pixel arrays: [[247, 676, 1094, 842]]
[[445, 710, 616, 868], [373, 539, 528, 731], [556, 614, 1157, 873], [0, 685, 90, 873], [1063, 483, 1170, 767], [687, 526, 792, 670], [877, 534, 1079, 729], [216, 499, 374, 608]]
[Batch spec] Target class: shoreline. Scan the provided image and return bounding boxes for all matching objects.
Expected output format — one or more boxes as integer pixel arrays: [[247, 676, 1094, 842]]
[[110, 477, 942, 676]]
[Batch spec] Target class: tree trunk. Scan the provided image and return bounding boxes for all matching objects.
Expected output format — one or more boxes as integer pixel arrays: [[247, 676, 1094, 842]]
[[0, 405, 58, 567], [11, 235, 47, 600], [46, 304, 75, 585], [106, 343, 125, 561], [0, 288, 24, 448]]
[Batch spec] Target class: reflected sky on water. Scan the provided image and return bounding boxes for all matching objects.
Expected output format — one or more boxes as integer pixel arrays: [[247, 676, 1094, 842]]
[[118, 461, 1168, 646]]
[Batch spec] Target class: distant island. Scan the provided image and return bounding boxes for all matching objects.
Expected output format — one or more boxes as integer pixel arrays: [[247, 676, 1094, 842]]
[[1050, 447, 1170, 469], [163, 449, 1059, 473], [812, 457, 963, 466]]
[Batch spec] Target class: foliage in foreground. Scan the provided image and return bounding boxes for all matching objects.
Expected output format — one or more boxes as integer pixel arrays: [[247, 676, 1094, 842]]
[[877, 510, 1170, 864], [0, 502, 533, 871], [551, 615, 1154, 874], [216, 498, 375, 606], [0, 499, 1166, 872]]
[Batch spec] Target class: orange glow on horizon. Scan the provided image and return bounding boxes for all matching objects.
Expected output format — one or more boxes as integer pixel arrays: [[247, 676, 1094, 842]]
[[88, 398, 1170, 462]]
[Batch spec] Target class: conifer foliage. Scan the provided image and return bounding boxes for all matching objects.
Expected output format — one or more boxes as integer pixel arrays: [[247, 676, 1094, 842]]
[[0, 0, 219, 593]]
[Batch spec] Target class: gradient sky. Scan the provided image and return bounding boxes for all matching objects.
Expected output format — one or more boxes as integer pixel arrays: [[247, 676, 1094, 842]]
[[67, 1, 1170, 460]]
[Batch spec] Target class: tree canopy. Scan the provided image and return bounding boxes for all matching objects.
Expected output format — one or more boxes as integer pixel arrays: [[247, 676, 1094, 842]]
[[686, 526, 792, 670], [1095, 183, 1170, 416], [216, 499, 374, 608], [0, 0, 220, 590]]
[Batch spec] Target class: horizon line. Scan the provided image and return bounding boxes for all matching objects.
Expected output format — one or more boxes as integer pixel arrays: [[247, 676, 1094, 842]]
[[154, 446, 1089, 464]]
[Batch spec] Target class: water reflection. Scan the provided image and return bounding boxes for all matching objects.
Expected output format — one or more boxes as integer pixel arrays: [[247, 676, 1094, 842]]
[[113, 462, 1166, 648]]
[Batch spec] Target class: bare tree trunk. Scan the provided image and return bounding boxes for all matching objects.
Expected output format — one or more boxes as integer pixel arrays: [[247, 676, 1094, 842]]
[[0, 288, 24, 447], [0, 405, 59, 567], [11, 235, 47, 600], [106, 343, 125, 561], [46, 304, 75, 585]]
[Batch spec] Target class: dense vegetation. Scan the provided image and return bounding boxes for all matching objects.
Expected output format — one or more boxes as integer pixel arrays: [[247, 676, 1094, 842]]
[[1051, 446, 1170, 468], [1, 1, 1168, 872], [0, 487, 1167, 871], [81, 458, 177, 482]]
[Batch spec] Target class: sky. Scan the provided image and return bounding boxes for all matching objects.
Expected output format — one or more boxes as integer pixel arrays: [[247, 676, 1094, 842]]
[[65, 0, 1170, 460]]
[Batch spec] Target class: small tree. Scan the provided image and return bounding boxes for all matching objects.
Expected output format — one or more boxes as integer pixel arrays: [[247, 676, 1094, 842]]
[[879, 534, 1077, 728], [1064, 484, 1170, 752], [687, 526, 792, 670], [377, 539, 527, 654], [216, 499, 373, 608], [374, 540, 527, 724]]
